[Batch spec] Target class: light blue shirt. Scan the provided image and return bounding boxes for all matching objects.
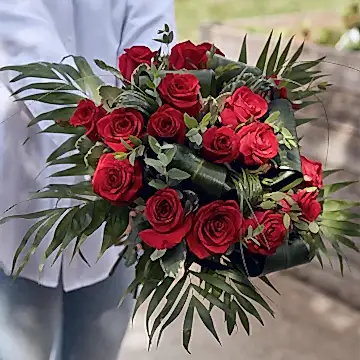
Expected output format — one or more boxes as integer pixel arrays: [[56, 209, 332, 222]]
[[0, 0, 176, 291]]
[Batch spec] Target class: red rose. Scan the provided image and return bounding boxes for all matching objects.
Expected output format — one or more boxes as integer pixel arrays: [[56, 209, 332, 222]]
[[294, 190, 321, 222], [245, 211, 287, 256], [269, 75, 288, 99], [301, 155, 323, 189], [118, 45, 157, 81], [158, 73, 201, 117], [96, 108, 144, 152], [147, 105, 186, 144], [69, 99, 106, 142], [237, 122, 278, 166], [186, 200, 245, 259], [169, 40, 224, 70], [202, 126, 240, 163], [220, 86, 268, 127], [92, 154, 142, 205], [139, 188, 192, 249]]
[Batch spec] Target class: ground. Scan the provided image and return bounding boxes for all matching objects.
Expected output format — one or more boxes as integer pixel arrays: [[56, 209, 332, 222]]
[[119, 273, 360, 360], [174, 0, 352, 40]]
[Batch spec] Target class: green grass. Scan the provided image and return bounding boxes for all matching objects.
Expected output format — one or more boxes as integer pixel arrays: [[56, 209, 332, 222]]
[[175, 0, 352, 40]]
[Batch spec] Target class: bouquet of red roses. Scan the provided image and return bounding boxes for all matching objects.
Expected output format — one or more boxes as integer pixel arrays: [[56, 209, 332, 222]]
[[1, 27, 359, 351]]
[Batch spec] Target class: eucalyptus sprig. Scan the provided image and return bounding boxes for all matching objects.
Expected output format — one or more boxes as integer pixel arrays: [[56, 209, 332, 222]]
[[114, 136, 145, 166]]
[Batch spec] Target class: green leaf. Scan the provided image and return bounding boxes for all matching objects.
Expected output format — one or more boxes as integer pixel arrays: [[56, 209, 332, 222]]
[[47, 135, 80, 162], [1, 62, 60, 80], [51, 203, 94, 264], [192, 296, 221, 345], [283, 213, 291, 229], [40, 124, 84, 135], [98, 85, 122, 107], [231, 300, 250, 335], [16, 92, 84, 105], [150, 279, 186, 347], [259, 275, 281, 295], [84, 142, 106, 169], [323, 169, 343, 178], [28, 107, 76, 127], [49, 165, 90, 178], [94, 59, 123, 80], [320, 222, 360, 237], [129, 151, 136, 166], [99, 206, 130, 258], [285, 41, 304, 70], [335, 235, 360, 252], [238, 34, 248, 63], [133, 279, 160, 321], [73, 56, 104, 102], [275, 35, 294, 74], [12, 82, 78, 96], [129, 135, 142, 146], [148, 135, 161, 154], [149, 179, 167, 190], [150, 249, 167, 261], [160, 241, 187, 278], [266, 33, 282, 76], [15, 211, 66, 276], [157, 284, 190, 348], [183, 296, 195, 354], [256, 30, 273, 72], [184, 114, 198, 129], [145, 277, 173, 335], [323, 181, 357, 197], [0, 208, 64, 225], [75, 135, 95, 155], [322, 210, 359, 221], [323, 199, 360, 212], [167, 168, 191, 181], [309, 222, 320, 234], [295, 117, 317, 126], [114, 152, 128, 161]]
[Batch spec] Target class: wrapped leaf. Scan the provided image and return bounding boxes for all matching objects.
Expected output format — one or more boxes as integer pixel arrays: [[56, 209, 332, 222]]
[[266, 99, 303, 190], [116, 90, 158, 116]]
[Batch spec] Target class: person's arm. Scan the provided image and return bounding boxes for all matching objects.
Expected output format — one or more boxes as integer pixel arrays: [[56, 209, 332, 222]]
[[0, 0, 74, 145], [119, 0, 177, 52]]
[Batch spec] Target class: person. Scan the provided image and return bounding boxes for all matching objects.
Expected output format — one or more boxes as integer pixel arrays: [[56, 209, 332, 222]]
[[0, 1, 176, 359]]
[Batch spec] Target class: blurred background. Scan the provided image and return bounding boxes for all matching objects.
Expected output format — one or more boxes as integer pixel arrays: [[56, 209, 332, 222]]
[[119, 1, 360, 359]]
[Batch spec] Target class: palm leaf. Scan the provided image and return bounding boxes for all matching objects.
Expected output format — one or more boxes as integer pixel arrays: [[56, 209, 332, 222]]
[[256, 30, 273, 72]]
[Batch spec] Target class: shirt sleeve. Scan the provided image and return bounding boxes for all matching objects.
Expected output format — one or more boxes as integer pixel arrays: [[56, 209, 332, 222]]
[[119, 0, 177, 52], [0, 0, 74, 145]]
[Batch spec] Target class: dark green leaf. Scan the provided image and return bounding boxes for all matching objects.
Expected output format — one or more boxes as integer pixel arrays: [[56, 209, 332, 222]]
[[47, 135, 80, 162], [275, 35, 294, 74], [266, 33, 282, 76], [84, 143, 106, 168], [183, 296, 195, 354], [322, 210, 359, 221], [146, 277, 173, 336], [335, 235, 360, 252], [75, 135, 95, 155], [231, 300, 250, 335], [94, 59, 123, 80], [16, 210, 66, 276], [157, 285, 190, 348], [1, 62, 60, 81], [149, 179, 167, 190], [285, 41, 304, 70], [98, 85, 122, 108], [133, 279, 160, 321], [295, 117, 317, 126], [40, 123, 84, 135], [48, 154, 85, 166], [99, 206, 130, 258], [323, 169, 343, 178], [259, 275, 281, 295], [12, 82, 78, 96], [238, 34, 248, 63], [49, 165, 90, 178], [323, 199, 360, 212], [320, 222, 360, 237], [256, 30, 273, 72], [28, 107, 76, 127], [16, 92, 84, 105], [0, 208, 64, 225], [193, 296, 221, 344], [150, 279, 186, 347]]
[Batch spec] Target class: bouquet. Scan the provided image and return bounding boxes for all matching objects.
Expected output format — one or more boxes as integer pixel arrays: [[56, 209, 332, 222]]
[[1, 27, 359, 351]]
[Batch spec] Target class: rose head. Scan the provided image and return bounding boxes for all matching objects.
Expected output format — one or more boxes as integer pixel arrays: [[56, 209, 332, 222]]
[[96, 108, 144, 152], [245, 211, 287, 256], [293, 190, 321, 222], [220, 86, 268, 127], [69, 99, 106, 142], [158, 73, 201, 117], [147, 105, 186, 144], [118, 45, 157, 81], [237, 122, 278, 166], [139, 188, 192, 249], [187, 200, 245, 259], [169, 40, 224, 70], [92, 154, 142, 205], [202, 126, 240, 164], [301, 155, 323, 189]]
